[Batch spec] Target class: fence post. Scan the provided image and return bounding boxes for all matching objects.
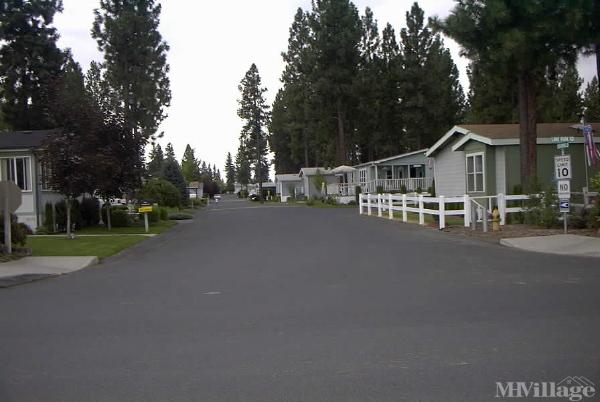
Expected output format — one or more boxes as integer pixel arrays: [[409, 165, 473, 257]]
[[367, 194, 372, 216], [388, 194, 393, 220], [498, 193, 506, 225], [377, 193, 383, 217], [463, 194, 471, 227], [402, 194, 407, 222], [418, 194, 425, 225], [359, 193, 363, 215], [439, 195, 445, 229]]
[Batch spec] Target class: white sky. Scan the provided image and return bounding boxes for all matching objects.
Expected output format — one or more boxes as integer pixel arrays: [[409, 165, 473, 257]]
[[54, 0, 597, 173]]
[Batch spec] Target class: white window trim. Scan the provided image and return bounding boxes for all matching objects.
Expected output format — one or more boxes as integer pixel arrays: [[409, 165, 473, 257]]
[[0, 156, 33, 192], [465, 152, 486, 193]]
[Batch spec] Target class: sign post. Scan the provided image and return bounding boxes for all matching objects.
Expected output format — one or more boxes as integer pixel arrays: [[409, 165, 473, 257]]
[[0, 181, 23, 254], [554, 155, 572, 234], [138, 201, 153, 234]]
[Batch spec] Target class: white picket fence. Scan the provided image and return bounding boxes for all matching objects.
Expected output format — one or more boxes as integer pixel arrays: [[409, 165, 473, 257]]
[[358, 193, 530, 229]]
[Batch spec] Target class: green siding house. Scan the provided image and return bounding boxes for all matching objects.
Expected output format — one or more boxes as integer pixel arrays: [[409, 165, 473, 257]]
[[426, 123, 600, 197]]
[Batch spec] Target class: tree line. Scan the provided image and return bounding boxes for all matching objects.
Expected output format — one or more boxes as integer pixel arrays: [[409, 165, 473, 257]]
[[268, 1, 465, 174], [264, 0, 600, 192], [0, 0, 174, 234]]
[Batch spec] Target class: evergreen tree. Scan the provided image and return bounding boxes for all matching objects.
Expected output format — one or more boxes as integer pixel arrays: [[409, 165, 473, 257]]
[[466, 60, 518, 123], [181, 144, 200, 183], [147, 144, 164, 178], [235, 147, 251, 186], [224, 152, 236, 192], [237, 64, 270, 195], [583, 77, 600, 121], [0, 0, 65, 129], [92, 0, 171, 143], [439, 0, 586, 189], [400, 3, 463, 149], [162, 143, 187, 204], [310, 0, 361, 164], [541, 62, 582, 123]]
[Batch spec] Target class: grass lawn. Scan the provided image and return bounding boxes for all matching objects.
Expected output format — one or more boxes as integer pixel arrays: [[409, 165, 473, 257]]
[[26, 235, 148, 259], [76, 220, 176, 235]]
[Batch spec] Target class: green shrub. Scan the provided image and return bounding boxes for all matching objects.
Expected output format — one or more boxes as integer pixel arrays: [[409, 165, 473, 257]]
[[0, 214, 28, 247], [55, 200, 84, 231], [44, 202, 54, 232], [400, 185, 407, 194], [306, 197, 315, 206], [428, 180, 436, 197], [191, 198, 205, 208], [168, 212, 193, 220], [354, 186, 362, 205], [416, 187, 422, 194], [109, 208, 131, 227], [138, 178, 181, 208], [376, 185, 384, 194], [80, 197, 100, 227], [569, 208, 589, 229], [325, 195, 338, 205], [159, 207, 169, 221], [148, 208, 160, 223], [238, 190, 249, 198], [524, 187, 559, 228]]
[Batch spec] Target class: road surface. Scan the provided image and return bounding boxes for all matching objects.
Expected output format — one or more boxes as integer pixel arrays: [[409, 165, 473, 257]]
[[1, 196, 599, 401]]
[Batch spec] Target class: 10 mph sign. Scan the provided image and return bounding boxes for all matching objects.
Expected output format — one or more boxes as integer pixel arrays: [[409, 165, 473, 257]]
[[554, 155, 572, 179]]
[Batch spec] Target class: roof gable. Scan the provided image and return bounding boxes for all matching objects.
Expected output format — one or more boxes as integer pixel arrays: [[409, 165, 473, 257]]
[[0, 129, 60, 150]]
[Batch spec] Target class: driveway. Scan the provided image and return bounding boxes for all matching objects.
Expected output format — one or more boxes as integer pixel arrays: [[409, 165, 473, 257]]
[[1, 196, 599, 401]]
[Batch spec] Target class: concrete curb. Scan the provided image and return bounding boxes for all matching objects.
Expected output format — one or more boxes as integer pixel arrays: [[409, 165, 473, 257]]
[[500, 235, 600, 258], [0, 256, 99, 288]]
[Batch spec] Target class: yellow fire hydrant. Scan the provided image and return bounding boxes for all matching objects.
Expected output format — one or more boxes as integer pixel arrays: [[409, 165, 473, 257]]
[[492, 207, 501, 232]]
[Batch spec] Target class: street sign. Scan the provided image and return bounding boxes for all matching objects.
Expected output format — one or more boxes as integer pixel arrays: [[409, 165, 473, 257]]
[[556, 142, 569, 150], [557, 179, 571, 199], [559, 199, 570, 213], [0, 181, 22, 213], [0, 181, 22, 255], [554, 155, 572, 179], [138, 200, 153, 213], [551, 136, 575, 143]]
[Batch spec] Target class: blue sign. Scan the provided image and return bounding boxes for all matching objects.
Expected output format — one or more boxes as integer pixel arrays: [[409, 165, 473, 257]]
[[559, 200, 570, 212]]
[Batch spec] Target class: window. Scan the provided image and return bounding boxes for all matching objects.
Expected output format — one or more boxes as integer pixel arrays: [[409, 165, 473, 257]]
[[466, 153, 485, 192], [359, 169, 367, 184], [0, 157, 32, 191]]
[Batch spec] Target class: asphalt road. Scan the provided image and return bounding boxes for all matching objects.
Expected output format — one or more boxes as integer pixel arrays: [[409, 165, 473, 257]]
[[1, 196, 599, 402]]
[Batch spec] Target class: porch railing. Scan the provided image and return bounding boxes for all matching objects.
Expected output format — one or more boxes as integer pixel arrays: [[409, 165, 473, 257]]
[[362, 177, 433, 194]]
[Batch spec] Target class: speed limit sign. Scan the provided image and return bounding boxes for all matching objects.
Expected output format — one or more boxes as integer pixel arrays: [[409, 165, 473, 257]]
[[554, 155, 572, 179]]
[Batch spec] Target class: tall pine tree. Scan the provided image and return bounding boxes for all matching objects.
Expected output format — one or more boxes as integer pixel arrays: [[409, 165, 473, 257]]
[[237, 64, 270, 196], [181, 144, 200, 183], [0, 0, 65, 129], [92, 0, 171, 143], [224, 152, 235, 192]]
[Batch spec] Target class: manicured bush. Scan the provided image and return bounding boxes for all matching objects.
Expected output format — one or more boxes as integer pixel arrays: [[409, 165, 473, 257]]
[[376, 185, 384, 194], [148, 208, 160, 223], [400, 185, 407, 194], [44, 202, 54, 232], [191, 198, 205, 208], [138, 178, 181, 208], [168, 212, 193, 220], [159, 207, 169, 221], [80, 197, 100, 227], [0, 214, 28, 247], [354, 185, 362, 205], [109, 208, 131, 227], [55, 200, 84, 232]]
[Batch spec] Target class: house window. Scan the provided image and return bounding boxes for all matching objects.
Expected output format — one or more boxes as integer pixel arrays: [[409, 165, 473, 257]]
[[359, 169, 367, 184], [0, 157, 31, 191], [466, 153, 485, 192]]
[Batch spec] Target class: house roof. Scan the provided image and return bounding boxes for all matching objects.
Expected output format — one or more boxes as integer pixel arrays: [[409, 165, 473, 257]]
[[427, 123, 600, 156], [354, 149, 429, 168], [299, 167, 333, 177], [275, 173, 302, 181], [0, 129, 60, 150], [187, 181, 204, 189]]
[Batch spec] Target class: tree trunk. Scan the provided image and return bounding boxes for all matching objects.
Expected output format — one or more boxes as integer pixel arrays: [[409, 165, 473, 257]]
[[518, 70, 537, 192], [256, 125, 263, 201], [303, 128, 309, 167], [66, 197, 72, 237], [596, 44, 600, 87], [336, 99, 346, 165], [106, 200, 112, 231]]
